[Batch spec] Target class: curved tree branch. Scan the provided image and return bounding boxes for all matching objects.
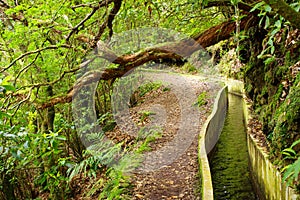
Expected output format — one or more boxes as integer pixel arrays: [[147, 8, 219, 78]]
[[107, 0, 122, 38], [193, 13, 257, 48], [39, 13, 258, 109], [92, 0, 122, 47]]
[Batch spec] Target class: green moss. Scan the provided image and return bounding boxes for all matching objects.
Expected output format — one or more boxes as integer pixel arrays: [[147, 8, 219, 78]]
[[242, 26, 300, 166], [269, 74, 300, 159], [244, 79, 253, 94], [275, 65, 289, 78], [264, 70, 272, 82]]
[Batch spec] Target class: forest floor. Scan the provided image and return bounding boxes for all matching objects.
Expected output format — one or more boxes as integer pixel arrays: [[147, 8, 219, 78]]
[[106, 71, 223, 200]]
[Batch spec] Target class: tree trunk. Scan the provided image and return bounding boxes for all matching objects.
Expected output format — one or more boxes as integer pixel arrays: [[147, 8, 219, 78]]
[[46, 85, 55, 132], [3, 174, 16, 200]]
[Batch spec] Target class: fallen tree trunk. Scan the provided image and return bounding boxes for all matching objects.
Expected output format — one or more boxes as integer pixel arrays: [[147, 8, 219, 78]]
[[39, 13, 258, 109]]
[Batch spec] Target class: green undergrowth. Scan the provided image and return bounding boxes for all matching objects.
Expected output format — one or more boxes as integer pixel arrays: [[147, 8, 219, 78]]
[[130, 80, 170, 107], [193, 92, 208, 107], [138, 110, 156, 124], [270, 74, 300, 160], [67, 125, 162, 199], [182, 62, 198, 74], [135, 127, 162, 153], [69, 79, 165, 199], [281, 138, 300, 191], [138, 81, 163, 97], [241, 23, 300, 190]]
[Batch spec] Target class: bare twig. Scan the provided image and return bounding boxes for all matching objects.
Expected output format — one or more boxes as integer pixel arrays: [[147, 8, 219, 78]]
[[0, 44, 72, 73], [66, 0, 114, 42], [71, 2, 99, 9], [14, 52, 40, 86], [11, 87, 33, 118], [0, 0, 10, 8]]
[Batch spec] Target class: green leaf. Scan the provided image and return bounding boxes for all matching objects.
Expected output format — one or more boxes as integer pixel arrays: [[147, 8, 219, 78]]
[[275, 20, 282, 28], [271, 29, 279, 36], [264, 5, 272, 12], [250, 1, 265, 12], [230, 0, 239, 6], [259, 16, 265, 28], [2, 85, 16, 92], [264, 16, 270, 29], [283, 148, 296, 155], [271, 46, 275, 54], [291, 139, 300, 149], [283, 157, 300, 186], [0, 111, 10, 119], [264, 57, 275, 65], [56, 135, 66, 141], [290, 2, 300, 10]]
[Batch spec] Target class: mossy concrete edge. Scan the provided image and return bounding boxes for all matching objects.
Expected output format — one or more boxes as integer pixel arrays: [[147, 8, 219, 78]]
[[226, 79, 298, 200], [198, 86, 228, 200]]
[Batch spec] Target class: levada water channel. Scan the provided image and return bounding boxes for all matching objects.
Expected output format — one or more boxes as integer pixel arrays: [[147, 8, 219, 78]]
[[209, 93, 259, 200]]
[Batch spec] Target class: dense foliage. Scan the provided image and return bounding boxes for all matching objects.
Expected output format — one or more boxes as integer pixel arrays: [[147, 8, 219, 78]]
[[0, 0, 299, 199]]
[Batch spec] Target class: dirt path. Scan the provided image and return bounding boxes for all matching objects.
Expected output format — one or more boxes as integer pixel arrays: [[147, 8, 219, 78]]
[[109, 71, 222, 199]]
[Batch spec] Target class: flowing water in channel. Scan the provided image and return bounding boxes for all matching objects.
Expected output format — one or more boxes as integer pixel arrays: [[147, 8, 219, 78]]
[[210, 94, 258, 200]]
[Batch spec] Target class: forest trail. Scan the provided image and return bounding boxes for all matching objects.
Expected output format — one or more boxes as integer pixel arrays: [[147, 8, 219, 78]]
[[107, 71, 222, 199]]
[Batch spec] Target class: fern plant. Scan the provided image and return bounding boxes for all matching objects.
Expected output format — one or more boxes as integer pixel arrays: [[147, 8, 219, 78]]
[[283, 158, 300, 188], [67, 131, 137, 199], [67, 131, 122, 179], [97, 168, 131, 200], [281, 139, 300, 188], [67, 125, 163, 199], [250, 1, 300, 60]]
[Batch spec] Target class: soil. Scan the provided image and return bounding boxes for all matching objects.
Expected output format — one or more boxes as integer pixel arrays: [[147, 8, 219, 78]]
[[243, 98, 270, 153], [107, 72, 222, 200], [247, 116, 270, 153], [68, 72, 223, 200]]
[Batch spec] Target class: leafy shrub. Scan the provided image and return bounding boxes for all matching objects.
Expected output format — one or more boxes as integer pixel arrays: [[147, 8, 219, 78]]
[[138, 81, 162, 97]]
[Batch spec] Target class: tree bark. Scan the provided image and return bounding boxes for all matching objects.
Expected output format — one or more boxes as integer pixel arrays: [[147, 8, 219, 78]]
[[193, 13, 257, 48], [3, 173, 16, 200], [39, 13, 257, 109]]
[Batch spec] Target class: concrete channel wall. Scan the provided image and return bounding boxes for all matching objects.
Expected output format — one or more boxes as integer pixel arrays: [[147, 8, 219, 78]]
[[198, 86, 228, 200], [198, 79, 298, 200], [228, 80, 298, 200]]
